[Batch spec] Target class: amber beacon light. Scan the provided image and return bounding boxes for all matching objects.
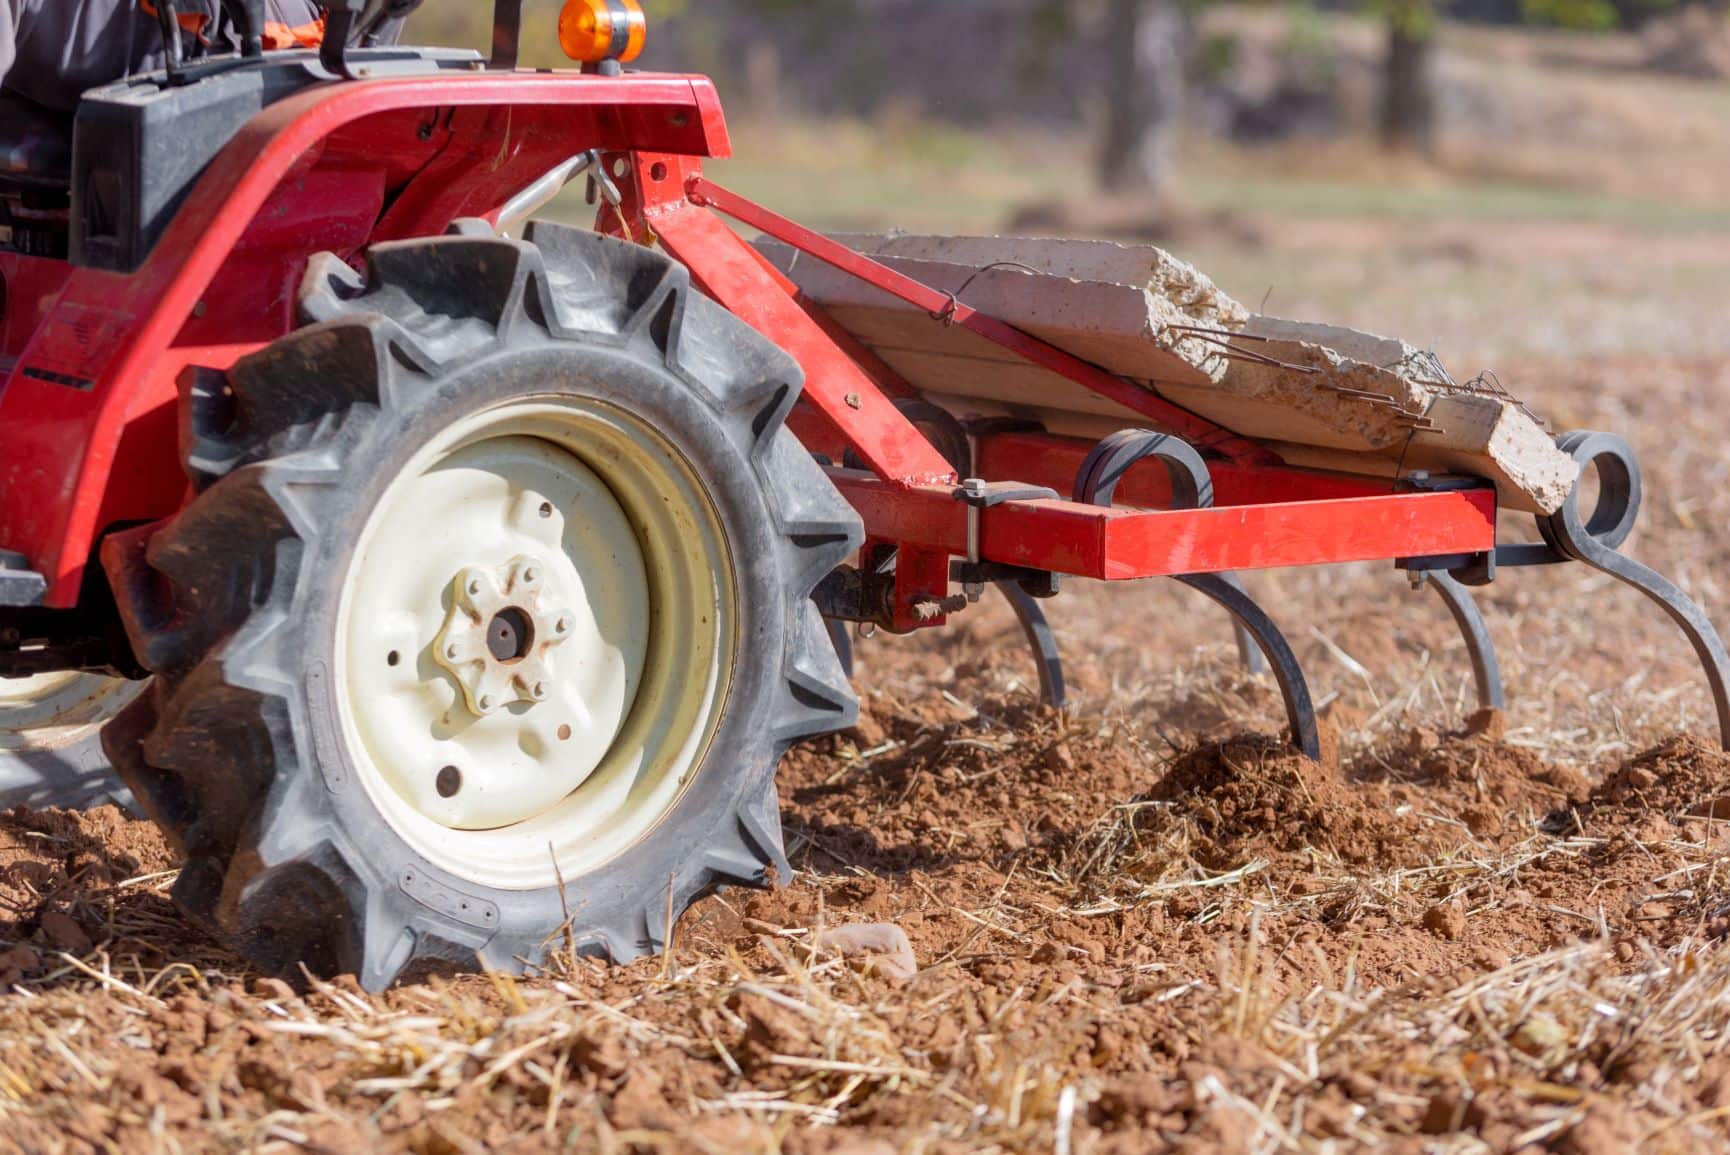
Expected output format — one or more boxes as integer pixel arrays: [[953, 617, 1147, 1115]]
[[559, 0, 648, 65]]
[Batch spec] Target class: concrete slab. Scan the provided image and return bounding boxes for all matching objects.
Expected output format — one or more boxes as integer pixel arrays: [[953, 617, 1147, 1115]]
[[757, 233, 1578, 514]]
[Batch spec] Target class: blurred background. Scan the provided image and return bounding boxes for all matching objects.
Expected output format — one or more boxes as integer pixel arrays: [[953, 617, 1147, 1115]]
[[404, 0, 1730, 374]]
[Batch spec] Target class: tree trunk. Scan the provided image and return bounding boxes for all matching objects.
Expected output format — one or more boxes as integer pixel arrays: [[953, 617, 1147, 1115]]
[[1100, 0, 1186, 195], [1380, 15, 1436, 152]]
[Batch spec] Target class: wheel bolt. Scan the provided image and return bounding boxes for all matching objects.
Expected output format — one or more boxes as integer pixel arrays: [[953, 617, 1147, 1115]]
[[436, 765, 462, 798], [531, 681, 548, 700], [554, 616, 572, 635], [445, 643, 460, 660], [479, 694, 495, 711]]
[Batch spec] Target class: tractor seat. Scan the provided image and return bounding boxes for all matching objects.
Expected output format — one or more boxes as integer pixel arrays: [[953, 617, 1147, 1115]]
[[0, 96, 74, 189]]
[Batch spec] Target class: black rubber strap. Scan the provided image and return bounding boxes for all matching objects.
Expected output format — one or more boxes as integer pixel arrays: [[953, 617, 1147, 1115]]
[[605, 0, 632, 59]]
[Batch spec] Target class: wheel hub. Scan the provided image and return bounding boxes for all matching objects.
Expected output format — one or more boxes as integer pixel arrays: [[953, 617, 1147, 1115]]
[[340, 431, 656, 833], [433, 556, 574, 717], [337, 401, 736, 886]]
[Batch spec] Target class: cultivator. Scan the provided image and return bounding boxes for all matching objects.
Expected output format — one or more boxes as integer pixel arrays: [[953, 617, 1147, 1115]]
[[668, 180, 1727, 756], [0, 0, 1722, 988]]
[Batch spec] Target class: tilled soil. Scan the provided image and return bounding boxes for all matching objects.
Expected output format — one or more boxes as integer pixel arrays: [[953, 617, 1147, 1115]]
[[3, 355, 1730, 1153], [6, 694, 1730, 1153]]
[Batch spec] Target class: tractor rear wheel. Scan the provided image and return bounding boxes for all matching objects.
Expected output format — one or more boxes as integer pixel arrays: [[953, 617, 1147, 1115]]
[[103, 226, 860, 989], [0, 673, 139, 810]]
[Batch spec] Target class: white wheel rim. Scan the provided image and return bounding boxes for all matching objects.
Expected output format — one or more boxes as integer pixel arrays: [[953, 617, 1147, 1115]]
[[0, 672, 140, 751], [336, 398, 736, 891]]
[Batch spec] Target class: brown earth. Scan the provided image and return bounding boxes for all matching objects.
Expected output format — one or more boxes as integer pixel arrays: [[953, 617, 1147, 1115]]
[[3, 340, 1730, 1152], [6, 659, 1730, 1150]]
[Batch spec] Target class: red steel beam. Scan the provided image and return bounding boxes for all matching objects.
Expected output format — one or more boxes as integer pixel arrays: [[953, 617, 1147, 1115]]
[[830, 470, 1498, 580], [684, 176, 1281, 468], [645, 185, 956, 486]]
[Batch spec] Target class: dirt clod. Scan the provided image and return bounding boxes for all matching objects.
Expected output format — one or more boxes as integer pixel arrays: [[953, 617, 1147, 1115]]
[[37, 911, 94, 955], [1422, 902, 1467, 941]]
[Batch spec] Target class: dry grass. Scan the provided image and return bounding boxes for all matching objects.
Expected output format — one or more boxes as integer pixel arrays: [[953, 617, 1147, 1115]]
[[14, 763, 1730, 1151]]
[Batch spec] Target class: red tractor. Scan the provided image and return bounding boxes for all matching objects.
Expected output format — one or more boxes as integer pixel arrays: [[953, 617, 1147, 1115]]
[[1, 0, 1722, 989]]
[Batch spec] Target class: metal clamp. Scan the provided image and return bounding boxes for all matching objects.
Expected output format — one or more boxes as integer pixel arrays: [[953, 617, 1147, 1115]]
[[954, 478, 1059, 601]]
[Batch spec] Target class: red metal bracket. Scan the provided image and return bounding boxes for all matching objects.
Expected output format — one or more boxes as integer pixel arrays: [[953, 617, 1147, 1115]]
[[627, 155, 956, 487], [635, 157, 1495, 594]]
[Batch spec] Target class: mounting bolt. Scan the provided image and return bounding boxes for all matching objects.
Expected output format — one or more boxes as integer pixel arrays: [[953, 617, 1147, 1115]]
[[912, 594, 970, 622], [844, 393, 862, 409], [962, 477, 988, 498]]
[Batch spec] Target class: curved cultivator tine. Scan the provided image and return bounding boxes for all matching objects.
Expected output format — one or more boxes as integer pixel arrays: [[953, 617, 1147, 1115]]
[[997, 580, 1067, 710], [1425, 571, 1506, 712], [1074, 429, 1322, 760], [1175, 573, 1323, 760], [1220, 575, 1270, 676], [1535, 432, 1730, 746]]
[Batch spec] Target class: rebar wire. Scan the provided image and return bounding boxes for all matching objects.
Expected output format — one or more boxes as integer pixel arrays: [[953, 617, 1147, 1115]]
[[1416, 347, 1457, 387], [1406, 366, 1546, 428], [1167, 328, 1440, 430], [1172, 325, 1462, 436], [1391, 427, 1421, 492], [1171, 330, 1320, 374], [1164, 323, 1278, 343], [929, 261, 1047, 324], [1464, 368, 1547, 427]]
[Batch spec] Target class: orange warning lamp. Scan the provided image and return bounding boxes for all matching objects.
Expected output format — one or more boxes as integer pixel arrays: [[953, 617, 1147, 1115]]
[[559, 0, 647, 65]]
